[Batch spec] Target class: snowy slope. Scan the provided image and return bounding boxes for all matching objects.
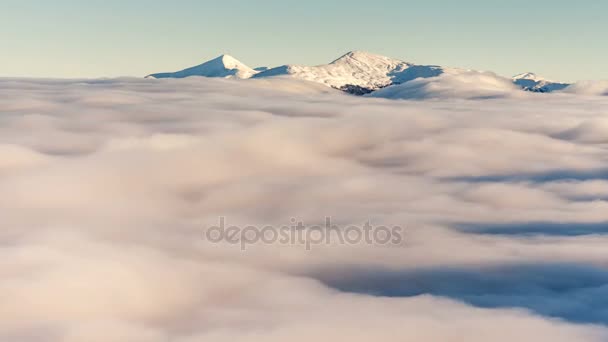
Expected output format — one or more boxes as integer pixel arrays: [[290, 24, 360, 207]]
[[513, 72, 570, 93], [146, 54, 258, 79]]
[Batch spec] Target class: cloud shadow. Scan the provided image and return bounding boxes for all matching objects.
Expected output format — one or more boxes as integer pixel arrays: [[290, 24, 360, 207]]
[[319, 263, 608, 325]]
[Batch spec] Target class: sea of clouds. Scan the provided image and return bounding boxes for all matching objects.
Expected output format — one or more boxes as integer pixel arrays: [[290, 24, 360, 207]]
[[2, 76, 608, 341]]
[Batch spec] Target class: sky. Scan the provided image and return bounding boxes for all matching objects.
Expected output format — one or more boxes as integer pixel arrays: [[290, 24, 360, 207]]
[[1, 0, 607, 81]]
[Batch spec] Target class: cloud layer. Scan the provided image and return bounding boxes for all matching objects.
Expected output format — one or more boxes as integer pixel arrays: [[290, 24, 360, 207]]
[[562, 81, 608, 96], [369, 71, 524, 100], [2, 77, 608, 341]]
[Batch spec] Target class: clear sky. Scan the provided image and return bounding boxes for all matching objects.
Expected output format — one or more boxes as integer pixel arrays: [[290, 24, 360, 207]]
[[1, 0, 606, 81]]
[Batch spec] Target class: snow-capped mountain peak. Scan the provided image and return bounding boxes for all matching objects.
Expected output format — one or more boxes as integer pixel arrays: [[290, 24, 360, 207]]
[[512, 72, 570, 93], [146, 54, 257, 79], [217, 54, 244, 68], [330, 50, 411, 67], [513, 72, 543, 81], [252, 51, 418, 93]]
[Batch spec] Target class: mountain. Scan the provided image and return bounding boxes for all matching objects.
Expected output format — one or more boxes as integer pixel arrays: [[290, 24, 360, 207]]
[[146, 54, 258, 79], [145, 51, 576, 97], [252, 51, 465, 94], [253, 51, 412, 93], [512, 72, 570, 93]]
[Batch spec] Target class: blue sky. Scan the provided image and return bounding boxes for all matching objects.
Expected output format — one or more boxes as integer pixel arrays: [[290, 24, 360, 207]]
[[1, 0, 606, 81]]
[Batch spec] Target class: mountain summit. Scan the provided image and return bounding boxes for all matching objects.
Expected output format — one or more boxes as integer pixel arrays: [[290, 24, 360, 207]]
[[146, 54, 258, 79], [252, 50, 416, 93], [512, 72, 570, 93]]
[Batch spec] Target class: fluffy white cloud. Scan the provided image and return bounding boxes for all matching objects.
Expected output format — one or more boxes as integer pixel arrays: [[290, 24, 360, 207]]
[[1, 77, 608, 341], [562, 80, 608, 96], [368, 71, 524, 100]]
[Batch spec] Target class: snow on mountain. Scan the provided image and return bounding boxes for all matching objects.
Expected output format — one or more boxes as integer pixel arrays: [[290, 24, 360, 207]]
[[145, 51, 581, 98], [146, 54, 258, 79], [369, 71, 522, 100], [252, 51, 462, 94], [512, 72, 570, 93], [253, 51, 411, 92]]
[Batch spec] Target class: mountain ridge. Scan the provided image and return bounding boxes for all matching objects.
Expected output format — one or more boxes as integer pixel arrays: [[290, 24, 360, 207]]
[[146, 51, 573, 95]]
